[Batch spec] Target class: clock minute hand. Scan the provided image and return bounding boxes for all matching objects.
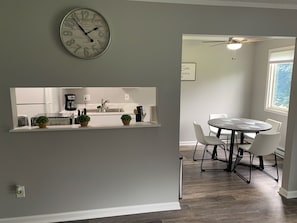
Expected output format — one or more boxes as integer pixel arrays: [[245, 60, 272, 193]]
[[73, 19, 94, 42]]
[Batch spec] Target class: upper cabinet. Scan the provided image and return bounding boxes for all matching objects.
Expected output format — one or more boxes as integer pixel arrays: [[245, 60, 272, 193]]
[[15, 88, 45, 104]]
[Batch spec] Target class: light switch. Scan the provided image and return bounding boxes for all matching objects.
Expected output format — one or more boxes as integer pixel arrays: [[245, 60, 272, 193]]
[[124, 93, 130, 101]]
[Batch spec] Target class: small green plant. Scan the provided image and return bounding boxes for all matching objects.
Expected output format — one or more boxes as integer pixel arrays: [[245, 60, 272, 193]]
[[121, 114, 132, 121], [36, 116, 49, 124], [77, 114, 90, 123]]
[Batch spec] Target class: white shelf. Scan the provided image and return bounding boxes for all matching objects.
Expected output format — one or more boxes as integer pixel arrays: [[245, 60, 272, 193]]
[[9, 122, 161, 133]]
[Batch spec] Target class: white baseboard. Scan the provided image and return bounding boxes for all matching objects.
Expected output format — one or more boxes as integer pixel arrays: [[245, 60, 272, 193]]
[[0, 202, 180, 223], [276, 147, 285, 158], [279, 187, 297, 199], [179, 141, 196, 146], [179, 138, 231, 147]]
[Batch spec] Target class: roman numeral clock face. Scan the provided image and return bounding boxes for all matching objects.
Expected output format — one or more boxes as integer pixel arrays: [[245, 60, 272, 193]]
[[60, 8, 111, 59]]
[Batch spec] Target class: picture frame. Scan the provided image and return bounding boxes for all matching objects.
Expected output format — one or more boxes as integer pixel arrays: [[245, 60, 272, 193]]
[[181, 62, 196, 81]]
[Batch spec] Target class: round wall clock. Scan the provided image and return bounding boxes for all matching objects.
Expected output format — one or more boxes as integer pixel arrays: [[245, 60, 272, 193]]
[[60, 8, 111, 59]]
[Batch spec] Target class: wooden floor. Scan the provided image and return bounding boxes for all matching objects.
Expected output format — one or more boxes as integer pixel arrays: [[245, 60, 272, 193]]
[[66, 145, 297, 223]]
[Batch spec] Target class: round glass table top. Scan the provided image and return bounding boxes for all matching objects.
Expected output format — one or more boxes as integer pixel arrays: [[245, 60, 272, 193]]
[[208, 118, 272, 132]]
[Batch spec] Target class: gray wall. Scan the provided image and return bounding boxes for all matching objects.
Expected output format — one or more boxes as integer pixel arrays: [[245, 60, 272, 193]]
[[1, 0, 181, 219], [1, 0, 297, 220]]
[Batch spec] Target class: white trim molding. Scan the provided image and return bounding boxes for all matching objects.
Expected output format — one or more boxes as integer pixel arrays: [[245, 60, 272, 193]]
[[279, 187, 297, 199], [0, 202, 180, 223], [130, 0, 297, 10], [179, 140, 196, 146]]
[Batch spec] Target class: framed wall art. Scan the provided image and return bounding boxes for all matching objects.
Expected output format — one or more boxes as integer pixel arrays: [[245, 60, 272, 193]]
[[181, 62, 196, 81]]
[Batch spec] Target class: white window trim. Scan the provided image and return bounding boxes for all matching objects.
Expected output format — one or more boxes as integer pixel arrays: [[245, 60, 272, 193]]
[[264, 46, 295, 116]]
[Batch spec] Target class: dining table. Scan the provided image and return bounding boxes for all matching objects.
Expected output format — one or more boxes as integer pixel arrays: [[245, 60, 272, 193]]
[[207, 118, 272, 172]]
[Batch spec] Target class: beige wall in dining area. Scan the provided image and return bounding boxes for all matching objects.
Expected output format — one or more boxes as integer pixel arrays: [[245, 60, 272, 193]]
[[250, 38, 295, 150], [180, 37, 294, 150], [180, 38, 255, 142]]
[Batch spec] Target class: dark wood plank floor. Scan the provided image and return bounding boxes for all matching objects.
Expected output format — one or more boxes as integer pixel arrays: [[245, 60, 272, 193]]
[[65, 145, 297, 223]]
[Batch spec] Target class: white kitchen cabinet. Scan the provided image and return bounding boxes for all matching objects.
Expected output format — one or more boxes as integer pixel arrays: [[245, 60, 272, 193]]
[[16, 88, 45, 104], [15, 88, 57, 116]]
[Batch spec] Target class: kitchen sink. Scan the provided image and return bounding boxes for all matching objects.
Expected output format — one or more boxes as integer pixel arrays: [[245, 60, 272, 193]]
[[87, 108, 124, 113]]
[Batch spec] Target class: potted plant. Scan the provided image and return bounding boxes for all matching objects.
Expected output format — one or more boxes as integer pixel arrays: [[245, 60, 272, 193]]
[[121, 114, 132, 126], [77, 114, 90, 127], [36, 115, 49, 128]]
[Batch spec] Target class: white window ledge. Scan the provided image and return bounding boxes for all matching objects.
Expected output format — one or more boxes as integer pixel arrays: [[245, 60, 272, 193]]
[[265, 108, 288, 117]]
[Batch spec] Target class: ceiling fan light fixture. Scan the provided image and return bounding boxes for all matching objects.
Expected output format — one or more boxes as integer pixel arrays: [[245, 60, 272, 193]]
[[227, 42, 242, 50]]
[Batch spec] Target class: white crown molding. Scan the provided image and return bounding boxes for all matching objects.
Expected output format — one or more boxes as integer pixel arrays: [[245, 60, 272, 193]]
[[130, 0, 297, 10]]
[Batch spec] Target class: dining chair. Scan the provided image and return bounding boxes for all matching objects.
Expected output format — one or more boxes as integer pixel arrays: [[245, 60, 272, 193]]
[[244, 118, 282, 143], [233, 132, 280, 184], [193, 121, 227, 171], [209, 113, 238, 146], [209, 113, 229, 136]]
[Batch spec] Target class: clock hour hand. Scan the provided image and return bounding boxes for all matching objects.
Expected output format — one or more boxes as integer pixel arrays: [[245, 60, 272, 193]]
[[86, 27, 99, 34], [73, 19, 94, 42]]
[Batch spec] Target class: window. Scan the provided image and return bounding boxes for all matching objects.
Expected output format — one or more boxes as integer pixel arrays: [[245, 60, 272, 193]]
[[265, 47, 295, 115]]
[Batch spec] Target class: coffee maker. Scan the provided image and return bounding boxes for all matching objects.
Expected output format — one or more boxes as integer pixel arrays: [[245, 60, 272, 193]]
[[135, 106, 145, 122], [65, 94, 77, 111]]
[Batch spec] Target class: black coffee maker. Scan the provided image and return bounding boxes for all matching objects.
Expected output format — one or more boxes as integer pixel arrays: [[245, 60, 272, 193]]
[[65, 94, 77, 111], [136, 106, 144, 122]]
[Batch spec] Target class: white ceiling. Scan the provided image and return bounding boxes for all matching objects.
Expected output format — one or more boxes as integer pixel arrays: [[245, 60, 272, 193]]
[[130, 0, 297, 9], [183, 34, 295, 42]]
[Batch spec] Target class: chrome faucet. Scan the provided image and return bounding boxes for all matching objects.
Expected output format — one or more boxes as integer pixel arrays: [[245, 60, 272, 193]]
[[99, 99, 109, 112]]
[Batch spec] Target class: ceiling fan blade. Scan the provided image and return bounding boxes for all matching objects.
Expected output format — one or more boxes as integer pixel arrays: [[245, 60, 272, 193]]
[[202, 40, 227, 43], [210, 42, 227, 47]]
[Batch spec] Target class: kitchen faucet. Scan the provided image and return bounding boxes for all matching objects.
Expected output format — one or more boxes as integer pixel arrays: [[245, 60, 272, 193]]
[[99, 99, 109, 112]]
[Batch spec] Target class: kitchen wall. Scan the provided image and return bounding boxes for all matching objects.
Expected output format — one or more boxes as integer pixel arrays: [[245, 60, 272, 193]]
[[13, 87, 156, 127], [2, 0, 297, 221], [63, 87, 156, 110], [14, 87, 156, 114]]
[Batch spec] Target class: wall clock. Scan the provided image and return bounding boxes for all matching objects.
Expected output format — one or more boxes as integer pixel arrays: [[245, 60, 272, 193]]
[[60, 8, 111, 59]]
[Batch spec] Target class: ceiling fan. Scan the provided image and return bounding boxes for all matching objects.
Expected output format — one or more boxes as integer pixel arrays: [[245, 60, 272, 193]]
[[203, 37, 247, 50]]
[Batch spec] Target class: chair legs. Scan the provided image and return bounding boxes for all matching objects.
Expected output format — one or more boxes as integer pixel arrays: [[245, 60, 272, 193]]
[[233, 150, 279, 184], [233, 150, 252, 183], [274, 154, 279, 181], [200, 145, 207, 171], [260, 154, 279, 182], [200, 144, 227, 172], [193, 141, 199, 161], [193, 142, 212, 161]]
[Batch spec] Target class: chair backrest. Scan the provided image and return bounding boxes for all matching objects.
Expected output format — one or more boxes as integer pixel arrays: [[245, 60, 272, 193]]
[[209, 113, 228, 120], [248, 132, 280, 156], [209, 114, 228, 133], [263, 119, 282, 134], [193, 121, 208, 145]]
